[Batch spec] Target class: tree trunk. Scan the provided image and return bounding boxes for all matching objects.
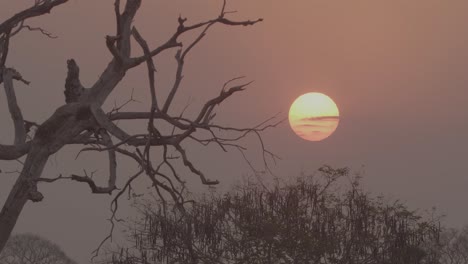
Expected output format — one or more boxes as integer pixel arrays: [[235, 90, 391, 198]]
[[0, 103, 92, 253], [0, 145, 49, 251]]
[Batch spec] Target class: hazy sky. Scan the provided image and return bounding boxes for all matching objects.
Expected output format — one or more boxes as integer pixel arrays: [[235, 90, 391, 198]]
[[2, 0, 468, 263]]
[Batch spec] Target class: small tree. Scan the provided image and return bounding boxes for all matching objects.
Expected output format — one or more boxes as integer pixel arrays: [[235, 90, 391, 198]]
[[0, 0, 277, 255], [0, 233, 77, 264], [108, 166, 442, 264]]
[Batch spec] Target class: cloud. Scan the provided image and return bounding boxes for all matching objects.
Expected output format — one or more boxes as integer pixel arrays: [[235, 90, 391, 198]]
[[300, 116, 339, 122], [297, 124, 330, 128]]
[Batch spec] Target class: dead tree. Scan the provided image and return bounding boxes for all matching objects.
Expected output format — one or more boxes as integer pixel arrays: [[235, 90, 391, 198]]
[[0, 0, 277, 254]]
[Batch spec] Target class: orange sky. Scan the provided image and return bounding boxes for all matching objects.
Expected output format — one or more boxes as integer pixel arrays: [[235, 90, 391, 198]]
[[1, 1, 468, 262]]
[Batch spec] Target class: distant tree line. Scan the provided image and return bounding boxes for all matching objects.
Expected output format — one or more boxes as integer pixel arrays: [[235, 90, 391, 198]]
[[0, 233, 76, 264], [102, 166, 459, 264]]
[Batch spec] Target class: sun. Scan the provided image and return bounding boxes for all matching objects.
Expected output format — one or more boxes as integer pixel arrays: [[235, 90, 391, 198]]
[[288, 92, 340, 141]]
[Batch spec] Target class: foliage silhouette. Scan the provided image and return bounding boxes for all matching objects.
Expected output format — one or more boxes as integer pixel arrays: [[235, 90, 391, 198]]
[[106, 166, 441, 264]]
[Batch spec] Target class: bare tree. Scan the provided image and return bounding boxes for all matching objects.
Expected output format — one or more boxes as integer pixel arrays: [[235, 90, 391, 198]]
[[0, 0, 278, 255], [107, 166, 442, 264], [0, 233, 77, 264]]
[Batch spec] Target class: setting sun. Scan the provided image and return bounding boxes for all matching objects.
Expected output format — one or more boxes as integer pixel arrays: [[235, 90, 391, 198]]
[[288, 92, 340, 141]]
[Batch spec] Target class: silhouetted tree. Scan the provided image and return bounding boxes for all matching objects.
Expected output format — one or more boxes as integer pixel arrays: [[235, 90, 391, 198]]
[[106, 166, 441, 264], [0, 0, 276, 256], [0, 233, 76, 264]]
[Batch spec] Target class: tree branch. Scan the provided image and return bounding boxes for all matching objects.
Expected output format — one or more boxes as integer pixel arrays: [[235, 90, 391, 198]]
[[162, 21, 216, 114], [0, 0, 68, 34], [195, 80, 251, 124], [0, 29, 10, 70], [0, 142, 31, 160], [86, 0, 142, 105], [71, 128, 118, 196], [17, 24, 57, 39], [174, 144, 219, 185], [71, 174, 114, 194], [90, 104, 131, 141], [2, 68, 26, 145], [118, 0, 141, 58], [128, 13, 262, 69], [114, 0, 122, 48], [132, 27, 159, 111]]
